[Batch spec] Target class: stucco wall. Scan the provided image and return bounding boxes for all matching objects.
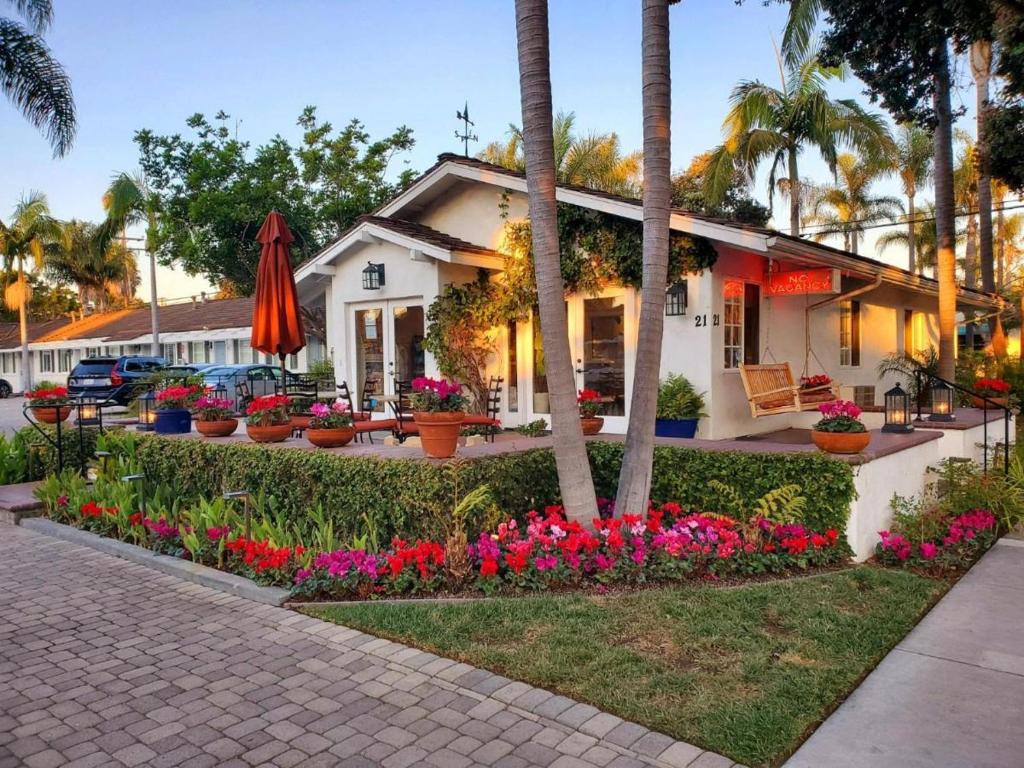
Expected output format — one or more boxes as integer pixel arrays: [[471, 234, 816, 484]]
[[417, 182, 528, 250]]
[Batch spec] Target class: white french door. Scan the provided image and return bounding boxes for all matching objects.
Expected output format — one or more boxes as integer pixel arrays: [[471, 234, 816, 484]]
[[348, 299, 425, 412]]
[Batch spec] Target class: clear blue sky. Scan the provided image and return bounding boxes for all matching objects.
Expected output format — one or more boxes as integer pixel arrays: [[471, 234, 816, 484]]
[[0, 0, 981, 298]]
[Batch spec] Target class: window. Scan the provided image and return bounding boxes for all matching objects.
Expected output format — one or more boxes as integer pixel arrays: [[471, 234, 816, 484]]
[[507, 320, 518, 412], [163, 343, 177, 364], [39, 350, 54, 373], [288, 353, 298, 370], [743, 284, 760, 366], [58, 349, 72, 373], [840, 300, 861, 366]]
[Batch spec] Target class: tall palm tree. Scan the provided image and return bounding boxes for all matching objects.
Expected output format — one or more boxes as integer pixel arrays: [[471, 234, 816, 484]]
[[0, 191, 60, 388], [878, 202, 941, 273], [934, 43, 958, 381], [617, 0, 672, 514], [44, 220, 138, 311], [480, 111, 642, 195], [893, 123, 933, 273], [803, 152, 902, 254], [101, 172, 161, 354], [953, 130, 979, 289], [970, 40, 995, 293], [1, 0, 75, 157], [514, 0, 598, 525], [705, 50, 892, 236], [994, 178, 1012, 288]]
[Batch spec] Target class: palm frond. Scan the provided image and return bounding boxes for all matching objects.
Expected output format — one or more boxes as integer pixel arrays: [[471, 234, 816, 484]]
[[5, 0, 53, 33]]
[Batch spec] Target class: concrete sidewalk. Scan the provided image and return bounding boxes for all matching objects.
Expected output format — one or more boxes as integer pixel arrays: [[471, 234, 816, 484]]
[[785, 538, 1024, 768]]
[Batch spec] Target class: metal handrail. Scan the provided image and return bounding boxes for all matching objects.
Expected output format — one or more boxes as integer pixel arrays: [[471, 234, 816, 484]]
[[914, 372, 1012, 475]]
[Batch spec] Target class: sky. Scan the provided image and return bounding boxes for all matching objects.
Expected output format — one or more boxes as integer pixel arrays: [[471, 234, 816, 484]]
[[0, 0, 984, 301]]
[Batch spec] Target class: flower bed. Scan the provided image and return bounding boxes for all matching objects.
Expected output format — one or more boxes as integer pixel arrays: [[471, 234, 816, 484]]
[[877, 508, 998, 571]]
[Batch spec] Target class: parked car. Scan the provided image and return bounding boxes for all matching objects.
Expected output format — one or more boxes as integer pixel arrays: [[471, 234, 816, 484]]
[[67, 356, 166, 405], [162, 363, 217, 379], [200, 364, 301, 408], [0, 379, 10, 398]]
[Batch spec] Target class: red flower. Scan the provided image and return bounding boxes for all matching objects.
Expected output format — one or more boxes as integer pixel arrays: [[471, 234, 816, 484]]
[[480, 558, 498, 577]]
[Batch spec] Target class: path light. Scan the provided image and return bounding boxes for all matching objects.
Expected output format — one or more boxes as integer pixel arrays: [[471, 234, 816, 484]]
[[224, 490, 251, 540], [362, 262, 385, 290], [882, 384, 913, 433], [94, 450, 111, 480], [122, 473, 146, 519], [137, 391, 156, 431], [928, 380, 955, 422], [76, 397, 99, 426], [665, 281, 687, 316]]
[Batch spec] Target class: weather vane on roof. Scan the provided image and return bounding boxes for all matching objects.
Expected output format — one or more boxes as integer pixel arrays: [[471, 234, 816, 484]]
[[455, 101, 478, 157]]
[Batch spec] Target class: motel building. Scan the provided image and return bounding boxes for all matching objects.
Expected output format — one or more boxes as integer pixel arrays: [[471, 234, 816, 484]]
[[295, 153, 1010, 560]]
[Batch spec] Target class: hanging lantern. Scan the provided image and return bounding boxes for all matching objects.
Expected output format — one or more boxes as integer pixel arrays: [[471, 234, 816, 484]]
[[76, 397, 99, 426], [928, 380, 955, 421], [136, 391, 156, 431], [362, 262, 385, 290], [665, 281, 687, 316], [882, 384, 913, 433]]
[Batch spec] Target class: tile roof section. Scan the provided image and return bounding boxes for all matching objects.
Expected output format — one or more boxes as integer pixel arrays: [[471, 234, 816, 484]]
[[359, 215, 499, 256]]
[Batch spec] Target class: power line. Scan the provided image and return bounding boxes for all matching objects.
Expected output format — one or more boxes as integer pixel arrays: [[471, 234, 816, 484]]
[[800, 201, 1024, 238]]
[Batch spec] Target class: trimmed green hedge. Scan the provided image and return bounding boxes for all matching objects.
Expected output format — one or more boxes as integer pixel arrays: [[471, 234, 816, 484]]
[[19, 428, 855, 542]]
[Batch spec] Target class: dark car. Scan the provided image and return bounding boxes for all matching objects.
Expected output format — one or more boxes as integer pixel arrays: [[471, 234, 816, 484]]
[[67, 356, 166, 405], [0, 379, 10, 398]]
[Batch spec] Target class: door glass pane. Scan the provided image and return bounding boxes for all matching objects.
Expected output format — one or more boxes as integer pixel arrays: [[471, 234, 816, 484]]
[[355, 308, 385, 412], [583, 297, 625, 416], [507, 320, 518, 413], [392, 305, 425, 386], [531, 310, 549, 414]]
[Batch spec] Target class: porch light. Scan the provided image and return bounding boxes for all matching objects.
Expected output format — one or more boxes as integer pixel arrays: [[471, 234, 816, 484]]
[[362, 262, 385, 290], [137, 391, 156, 431], [928, 380, 955, 422], [76, 397, 99, 426], [665, 281, 687, 316], [882, 384, 913, 433]]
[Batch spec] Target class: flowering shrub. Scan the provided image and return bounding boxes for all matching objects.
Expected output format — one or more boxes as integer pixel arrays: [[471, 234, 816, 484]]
[[577, 389, 603, 418], [813, 400, 866, 433], [225, 536, 304, 585], [308, 400, 354, 429], [974, 378, 1010, 397], [408, 377, 466, 412], [26, 383, 69, 405], [155, 385, 200, 410], [800, 374, 832, 390], [246, 395, 291, 426], [877, 508, 997, 570], [193, 396, 234, 422]]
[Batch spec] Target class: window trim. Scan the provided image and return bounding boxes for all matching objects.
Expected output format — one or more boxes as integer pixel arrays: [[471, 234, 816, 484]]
[[722, 277, 761, 371], [839, 299, 861, 368]]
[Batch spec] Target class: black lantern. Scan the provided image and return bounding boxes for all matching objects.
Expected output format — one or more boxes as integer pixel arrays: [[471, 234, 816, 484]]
[[928, 380, 955, 421], [882, 384, 913, 433], [76, 396, 99, 426], [362, 262, 385, 290], [136, 391, 156, 431], [665, 280, 687, 316]]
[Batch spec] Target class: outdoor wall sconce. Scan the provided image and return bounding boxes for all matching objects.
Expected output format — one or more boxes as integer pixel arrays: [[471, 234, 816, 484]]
[[76, 397, 99, 426], [362, 262, 385, 290], [928, 380, 955, 422], [136, 391, 155, 431], [882, 384, 913, 433], [665, 280, 688, 316]]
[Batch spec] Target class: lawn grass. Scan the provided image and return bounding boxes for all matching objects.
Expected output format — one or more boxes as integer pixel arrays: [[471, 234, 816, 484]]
[[304, 567, 947, 767]]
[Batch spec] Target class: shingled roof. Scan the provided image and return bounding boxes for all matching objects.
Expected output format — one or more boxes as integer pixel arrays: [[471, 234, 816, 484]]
[[0, 318, 73, 348], [358, 215, 499, 256]]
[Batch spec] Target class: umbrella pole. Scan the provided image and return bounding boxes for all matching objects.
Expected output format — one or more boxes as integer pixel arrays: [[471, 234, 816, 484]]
[[280, 353, 287, 397]]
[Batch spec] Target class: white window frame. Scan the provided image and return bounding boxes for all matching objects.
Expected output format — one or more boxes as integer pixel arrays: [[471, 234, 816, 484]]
[[840, 299, 861, 367], [58, 349, 72, 373], [39, 350, 55, 374], [723, 279, 744, 370]]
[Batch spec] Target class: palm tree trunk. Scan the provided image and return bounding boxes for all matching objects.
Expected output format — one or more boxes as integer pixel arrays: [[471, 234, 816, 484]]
[[965, 214, 977, 351], [972, 41, 995, 294], [996, 198, 1005, 288], [907, 193, 917, 273], [149, 249, 160, 356], [934, 43, 957, 382], [787, 149, 800, 236], [617, 0, 671, 514], [514, 0, 598, 525], [18, 264, 30, 393]]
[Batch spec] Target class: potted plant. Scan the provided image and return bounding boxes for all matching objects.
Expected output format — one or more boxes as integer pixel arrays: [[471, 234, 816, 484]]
[[654, 374, 706, 438], [288, 395, 314, 430], [577, 388, 604, 435], [410, 377, 466, 458], [306, 400, 355, 448], [246, 395, 292, 443], [811, 400, 870, 454], [971, 378, 1011, 408], [26, 382, 72, 423], [193, 395, 238, 437], [153, 385, 199, 434]]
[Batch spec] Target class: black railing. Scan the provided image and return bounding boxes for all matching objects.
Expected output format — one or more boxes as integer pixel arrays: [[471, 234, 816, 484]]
[[913, 372, 1012, 475], [23, 397, 117, 475]]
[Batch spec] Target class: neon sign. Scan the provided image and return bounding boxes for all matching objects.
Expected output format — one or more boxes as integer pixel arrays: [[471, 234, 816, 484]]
[[767, 268, 840, 296]]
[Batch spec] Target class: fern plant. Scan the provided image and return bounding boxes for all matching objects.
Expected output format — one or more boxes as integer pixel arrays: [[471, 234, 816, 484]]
[[703, 479, 807, 524]]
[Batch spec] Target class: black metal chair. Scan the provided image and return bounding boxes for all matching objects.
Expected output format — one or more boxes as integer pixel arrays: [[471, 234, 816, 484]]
[[234, 381, 252, 414], [462, 376, 503, 442], [337, 381, 396, 444]]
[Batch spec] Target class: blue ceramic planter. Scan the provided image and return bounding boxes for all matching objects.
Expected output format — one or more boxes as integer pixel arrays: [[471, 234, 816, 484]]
[[154, 408, 192, 434], [654, 417, 699, 439]]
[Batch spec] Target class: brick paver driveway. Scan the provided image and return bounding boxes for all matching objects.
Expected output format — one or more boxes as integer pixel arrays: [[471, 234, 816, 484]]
[[0, 524, 735, 768]]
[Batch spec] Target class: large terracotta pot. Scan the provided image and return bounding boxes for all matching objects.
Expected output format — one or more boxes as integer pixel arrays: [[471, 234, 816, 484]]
[[811, 429, 871, 454], [154, 408, 192, 435], [971, 395, 1009, 409], [290, 414, 311, 430], [580, 416, 604, 436], [413, 411, 465, 458], [307, 426, 355, 448], [196, 418, 238, 437], [30, 404, 71, 424], [246, 422, 292, 443]]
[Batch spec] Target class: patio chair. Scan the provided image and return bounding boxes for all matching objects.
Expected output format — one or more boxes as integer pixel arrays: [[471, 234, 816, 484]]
[[739, 362, 838, 418], [462, 376, 503, 442], [391, 380, 419, 442], [234, 381, 253, 414], [337, 381, 396, 444]]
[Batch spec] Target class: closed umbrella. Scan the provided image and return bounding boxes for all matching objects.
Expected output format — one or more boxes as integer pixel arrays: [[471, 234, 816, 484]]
[[251, 210, 306, 395]]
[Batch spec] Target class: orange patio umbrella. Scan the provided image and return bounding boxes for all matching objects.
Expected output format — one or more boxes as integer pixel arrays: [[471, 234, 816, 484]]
[[251, 210, 306, 394]]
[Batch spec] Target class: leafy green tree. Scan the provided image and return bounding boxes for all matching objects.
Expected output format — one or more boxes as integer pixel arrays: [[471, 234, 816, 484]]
[[672, 152, 769, 226], [0, 274, 76, 322], [43, 220, 138, 311], [0, 0, 75, 157]]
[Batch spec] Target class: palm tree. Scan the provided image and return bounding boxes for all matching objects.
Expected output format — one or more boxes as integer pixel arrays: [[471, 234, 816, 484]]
[[617, 0, 672, 514], [101, 172, 161, 354], [970, 40, 995, 293], [705, 50, 892, 236], [954, 130, 979, 290], [514, 0, 598, 525], [44, 220, 138, 310], [1, 0, 75, 157], [934, 43, 958, 381], [480, 111, 642, 195], [877, 202, 962, 276], [0, 191, 60, 389], [893, 123, 933, 273], [803, 152, 902, 254]]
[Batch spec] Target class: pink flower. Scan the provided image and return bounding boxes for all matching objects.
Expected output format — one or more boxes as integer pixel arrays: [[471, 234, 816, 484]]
[[920, 542, 938, 560]]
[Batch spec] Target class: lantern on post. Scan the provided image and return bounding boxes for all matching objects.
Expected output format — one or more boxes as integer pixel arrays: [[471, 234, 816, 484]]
[[882, 384, 913, 433], [362, 262, 385, 290], [137, 391, 156, 431], [928, 380, 955, 422], [665, 281, 687, 316], [76, 397, 99, 426]]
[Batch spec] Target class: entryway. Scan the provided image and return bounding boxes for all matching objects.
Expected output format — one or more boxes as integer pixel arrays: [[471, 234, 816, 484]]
[[348, 299, 425, 411]]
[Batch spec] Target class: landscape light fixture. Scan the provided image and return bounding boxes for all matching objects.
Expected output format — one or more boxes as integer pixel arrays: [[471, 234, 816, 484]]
[[665, 281, 688, 317], [362, 262, 385, 290], [224, 490, 252, 539], [928, 380, 955, 422], [882, 384, 913, 433], [122, 473, 146, 518], [137, 391, 156, 431], [76, 397, 99, 426]]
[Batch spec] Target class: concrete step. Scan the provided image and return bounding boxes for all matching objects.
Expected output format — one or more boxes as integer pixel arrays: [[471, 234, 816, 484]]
[[0, 480, 43, 525]]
